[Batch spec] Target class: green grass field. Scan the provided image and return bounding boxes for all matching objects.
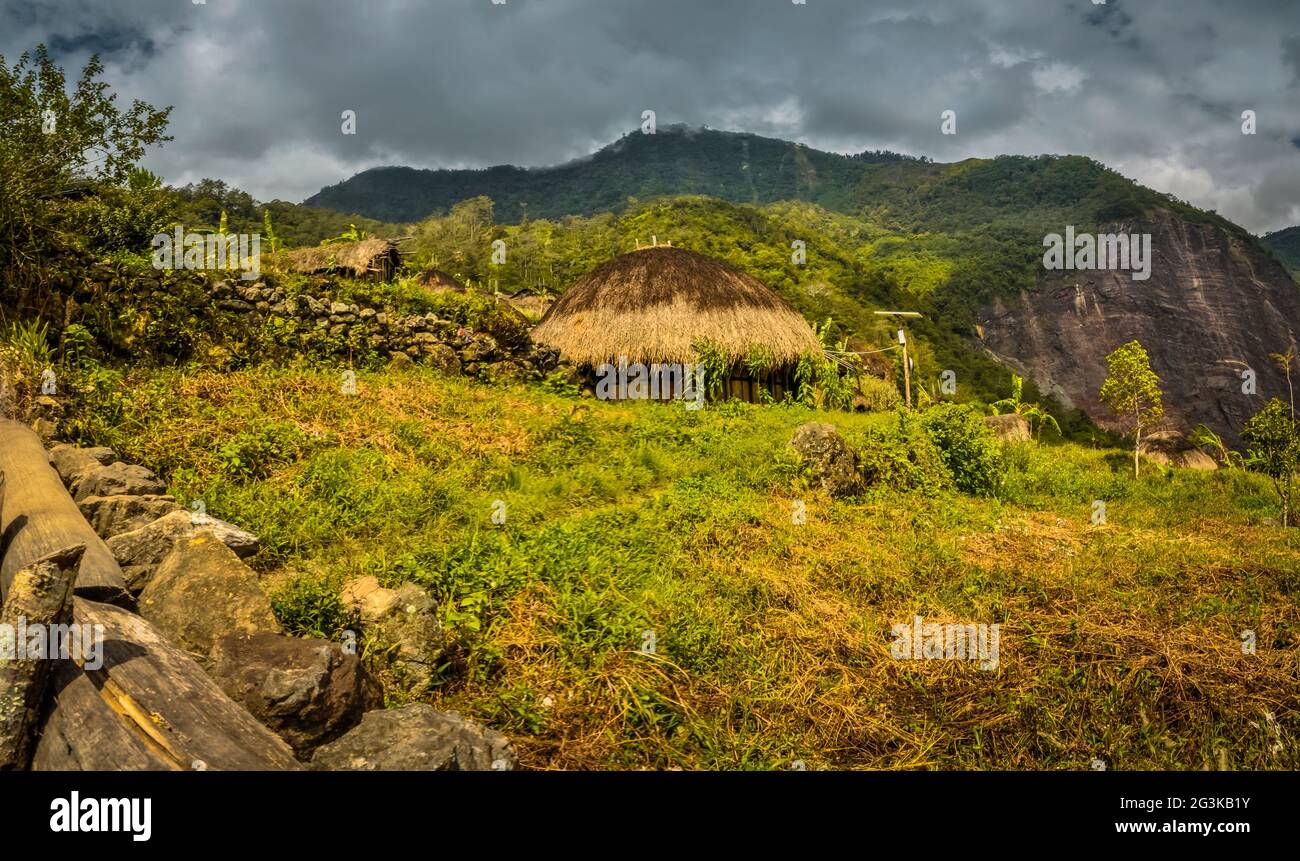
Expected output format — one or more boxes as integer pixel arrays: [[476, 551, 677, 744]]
[[61, 361, 1300, 770]]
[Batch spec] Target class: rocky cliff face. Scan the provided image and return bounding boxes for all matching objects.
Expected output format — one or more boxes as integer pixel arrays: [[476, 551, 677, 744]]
[[978, 209, 1300, 445]]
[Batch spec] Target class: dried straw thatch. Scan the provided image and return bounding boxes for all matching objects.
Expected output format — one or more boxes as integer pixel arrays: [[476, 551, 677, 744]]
[[417, 268, 472, 293], [503, 290, 555, 320], [282, 238, 402, 281], [532, 246, 820, 367]]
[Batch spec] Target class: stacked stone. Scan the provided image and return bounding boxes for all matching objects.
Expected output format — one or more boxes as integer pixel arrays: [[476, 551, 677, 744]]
[[208, 280, 562, 382]]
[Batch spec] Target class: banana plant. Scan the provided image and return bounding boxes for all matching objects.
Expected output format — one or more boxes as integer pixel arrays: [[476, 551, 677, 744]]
[[991, 373, 1060, 440]]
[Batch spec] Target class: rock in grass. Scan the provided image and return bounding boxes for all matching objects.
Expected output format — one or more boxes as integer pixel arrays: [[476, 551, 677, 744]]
[[47, 444, 116, 486], [310, 704, 515, 771], [71, 461, 167, 502], [210, 631, 383, 760], [422, 343, 461, 376], [790, 422, 862, 497], [1138, 430, 1218, 470], [982, 413, 1031, 443], [138, 533, 281, 660], [106, 509, 261, 593], [340, 576, 443, 689], [77, 493, 181, 539]]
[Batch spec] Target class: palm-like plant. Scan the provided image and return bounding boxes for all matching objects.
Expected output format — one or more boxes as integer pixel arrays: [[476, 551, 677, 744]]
[[1021, 403, 1062, 441], [1190, 424, 1244, 469], [322, 223, 370, 246], [989, 373, 1026, 415], [990, 373, 1060, 440]]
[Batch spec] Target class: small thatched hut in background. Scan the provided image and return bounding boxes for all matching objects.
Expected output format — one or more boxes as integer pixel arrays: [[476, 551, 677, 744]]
[[417, 268, 472, 294], [532, 246, 821, 403], [416, 270, 553, 319], [282, 238, 402, 282], [502, 289, 555, 321]]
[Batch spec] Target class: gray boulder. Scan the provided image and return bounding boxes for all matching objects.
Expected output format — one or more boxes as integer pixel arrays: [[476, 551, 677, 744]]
[[47, 444, 116, 485], [311, 704, 515, 771], [340, 576, 443, 689], [983, 413, 1031, 443], [460, 333, 498, 364], [210, 631, 383, 760], [423, 343, 462, 376], [72, 461, 167, 502], [138, 533, 281, 660], [106, 509, 261, 593], [78, 493, 181, 539], [1138, 430, 1218, 470], [790, 423, 862, 497]]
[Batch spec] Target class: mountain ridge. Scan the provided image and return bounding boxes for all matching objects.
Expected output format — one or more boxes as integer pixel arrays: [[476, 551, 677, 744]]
[[305, 125, 1244, 236]]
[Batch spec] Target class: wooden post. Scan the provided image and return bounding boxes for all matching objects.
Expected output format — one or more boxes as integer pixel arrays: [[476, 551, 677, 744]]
[[0, 544, 85, 771], [0, 420, 132, 607], [900, 328, 912, 409]]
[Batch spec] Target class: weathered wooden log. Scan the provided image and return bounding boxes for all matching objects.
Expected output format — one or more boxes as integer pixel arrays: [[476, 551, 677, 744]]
[[32, 598, 302, 771], [0, 544, 84, 771], [0, 420, 132, 607]]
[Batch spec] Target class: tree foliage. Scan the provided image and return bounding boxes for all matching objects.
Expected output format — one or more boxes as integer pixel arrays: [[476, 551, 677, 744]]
[[1241, 398, 1300, 526], [1099, 340, 1164, 477], [0, 45, 172, 286]]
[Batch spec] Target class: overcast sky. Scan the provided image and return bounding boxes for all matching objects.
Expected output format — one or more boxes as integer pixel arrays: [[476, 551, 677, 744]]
[[3, 0, 1297, 233]]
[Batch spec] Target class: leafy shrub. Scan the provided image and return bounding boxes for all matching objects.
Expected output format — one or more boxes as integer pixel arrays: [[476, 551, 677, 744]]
[[216, 423, 313, 481], [855, 423, 953, 494], [793, 349, 854, 410], [919, 401, 1005, 495], [541, 369, 581, 397], [854, 375, 902, 411]]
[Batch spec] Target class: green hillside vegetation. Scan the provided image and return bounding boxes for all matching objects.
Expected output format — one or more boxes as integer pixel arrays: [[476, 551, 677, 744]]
[[307, 125, 1242, 237], [5, 48, 1298, 771], [1262, 226, 1300, 279], [51, 360, 1300, 770], [170, 179, 403, 249]]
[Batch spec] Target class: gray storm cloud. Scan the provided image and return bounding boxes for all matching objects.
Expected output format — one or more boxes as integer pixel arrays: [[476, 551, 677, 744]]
[[1, 0, 1295, 232]]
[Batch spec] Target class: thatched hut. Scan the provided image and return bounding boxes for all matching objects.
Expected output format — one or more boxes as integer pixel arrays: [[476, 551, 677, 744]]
[[282, 238, 402, 282], [532, 246, 821, 403], [417, 268, 473, 293], [502, 289, 555, 321]]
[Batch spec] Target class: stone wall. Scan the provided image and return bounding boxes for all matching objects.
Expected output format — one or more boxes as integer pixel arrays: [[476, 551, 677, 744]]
[[208, 279, 563, 381]]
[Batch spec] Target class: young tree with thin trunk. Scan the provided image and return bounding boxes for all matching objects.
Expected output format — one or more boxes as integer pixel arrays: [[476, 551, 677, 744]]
[[1099, 340, 1164, 478], [1242, 398, 1299, 527]]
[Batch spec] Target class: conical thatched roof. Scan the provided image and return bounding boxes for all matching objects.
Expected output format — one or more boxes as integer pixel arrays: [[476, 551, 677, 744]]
[[532, 246, 820, 367]]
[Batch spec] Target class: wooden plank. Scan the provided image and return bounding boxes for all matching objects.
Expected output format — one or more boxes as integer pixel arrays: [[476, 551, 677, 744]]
[[0, 420, 132, 607], [31, 598, 301, 771], [0, 545, 84, 771]]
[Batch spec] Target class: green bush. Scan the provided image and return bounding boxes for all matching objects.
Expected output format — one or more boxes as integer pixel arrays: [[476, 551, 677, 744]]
[[919, 401, 1005, 495], [854, 375, 902, 411], [216, 423, 313, 481], [855, 423, 953, 495]]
